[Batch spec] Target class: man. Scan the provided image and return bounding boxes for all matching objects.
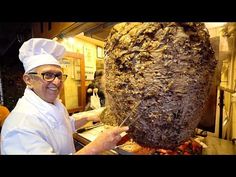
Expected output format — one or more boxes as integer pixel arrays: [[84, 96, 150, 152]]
[[0, 38, 128, 155]]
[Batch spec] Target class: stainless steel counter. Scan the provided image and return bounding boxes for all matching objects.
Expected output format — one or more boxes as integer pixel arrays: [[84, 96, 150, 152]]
[[202, 136, 236, 155], [73, 125, 236, 155]]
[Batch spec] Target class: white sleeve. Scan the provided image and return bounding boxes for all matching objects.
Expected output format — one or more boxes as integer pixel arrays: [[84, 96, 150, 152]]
[[1, 129, 56, 155], [69, 116, 76, 132]]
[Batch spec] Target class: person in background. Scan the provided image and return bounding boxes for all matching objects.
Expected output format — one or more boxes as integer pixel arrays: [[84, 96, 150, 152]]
[[85, 70, 105, 111], [0, 38, 128, 155]]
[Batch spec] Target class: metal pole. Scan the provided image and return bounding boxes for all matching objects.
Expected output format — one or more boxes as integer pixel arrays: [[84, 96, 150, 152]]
[[219, 89, 224, 138]]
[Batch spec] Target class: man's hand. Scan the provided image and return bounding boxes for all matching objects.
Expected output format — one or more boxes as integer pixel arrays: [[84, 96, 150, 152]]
[[76, 126, 129, 155], [90, 126, 129, 153], [87, 115, 100, 122], [87, 88, 93, 93], [93, 88, 98, 93]]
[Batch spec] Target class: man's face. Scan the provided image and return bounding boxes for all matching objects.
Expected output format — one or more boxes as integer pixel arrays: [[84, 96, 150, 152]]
[[27, 65, 64, 104]]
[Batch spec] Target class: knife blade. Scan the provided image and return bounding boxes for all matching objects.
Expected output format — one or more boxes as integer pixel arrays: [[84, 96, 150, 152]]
[[76, 122, 104, 133]]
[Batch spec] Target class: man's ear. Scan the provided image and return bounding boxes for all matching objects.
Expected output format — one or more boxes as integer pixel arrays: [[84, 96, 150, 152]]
[[23, 74, 33, 89]]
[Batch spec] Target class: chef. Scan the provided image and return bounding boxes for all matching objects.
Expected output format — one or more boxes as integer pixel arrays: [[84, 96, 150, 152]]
[[0, 38, 128, 155]]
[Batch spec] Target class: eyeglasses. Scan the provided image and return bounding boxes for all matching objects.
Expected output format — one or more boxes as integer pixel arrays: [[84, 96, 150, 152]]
[[28, 72, 68, 82]]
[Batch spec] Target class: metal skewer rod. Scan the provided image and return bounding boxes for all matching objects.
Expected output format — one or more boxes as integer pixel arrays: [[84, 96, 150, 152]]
[[118, 101, 141, 127]]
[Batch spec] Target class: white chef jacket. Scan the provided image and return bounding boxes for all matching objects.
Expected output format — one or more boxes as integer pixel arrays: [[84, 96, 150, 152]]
[[0, 88, 76, 155]]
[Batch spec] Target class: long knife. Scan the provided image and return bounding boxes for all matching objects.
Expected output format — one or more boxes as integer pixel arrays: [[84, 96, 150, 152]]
[[76, 122, 104, 133]]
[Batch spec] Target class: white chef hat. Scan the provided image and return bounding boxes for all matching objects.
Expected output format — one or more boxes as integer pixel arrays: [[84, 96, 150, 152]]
[[19, 38, 65, 73]]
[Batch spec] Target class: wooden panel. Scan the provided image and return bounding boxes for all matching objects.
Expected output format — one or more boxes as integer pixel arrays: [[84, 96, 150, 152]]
[[63, 52, 86, 112], [32, 22, 75, 39], [59, 68, 66, 105]]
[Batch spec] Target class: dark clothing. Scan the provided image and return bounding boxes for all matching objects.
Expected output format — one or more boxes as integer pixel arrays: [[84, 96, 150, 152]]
[[85, 82, 105, 111]]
